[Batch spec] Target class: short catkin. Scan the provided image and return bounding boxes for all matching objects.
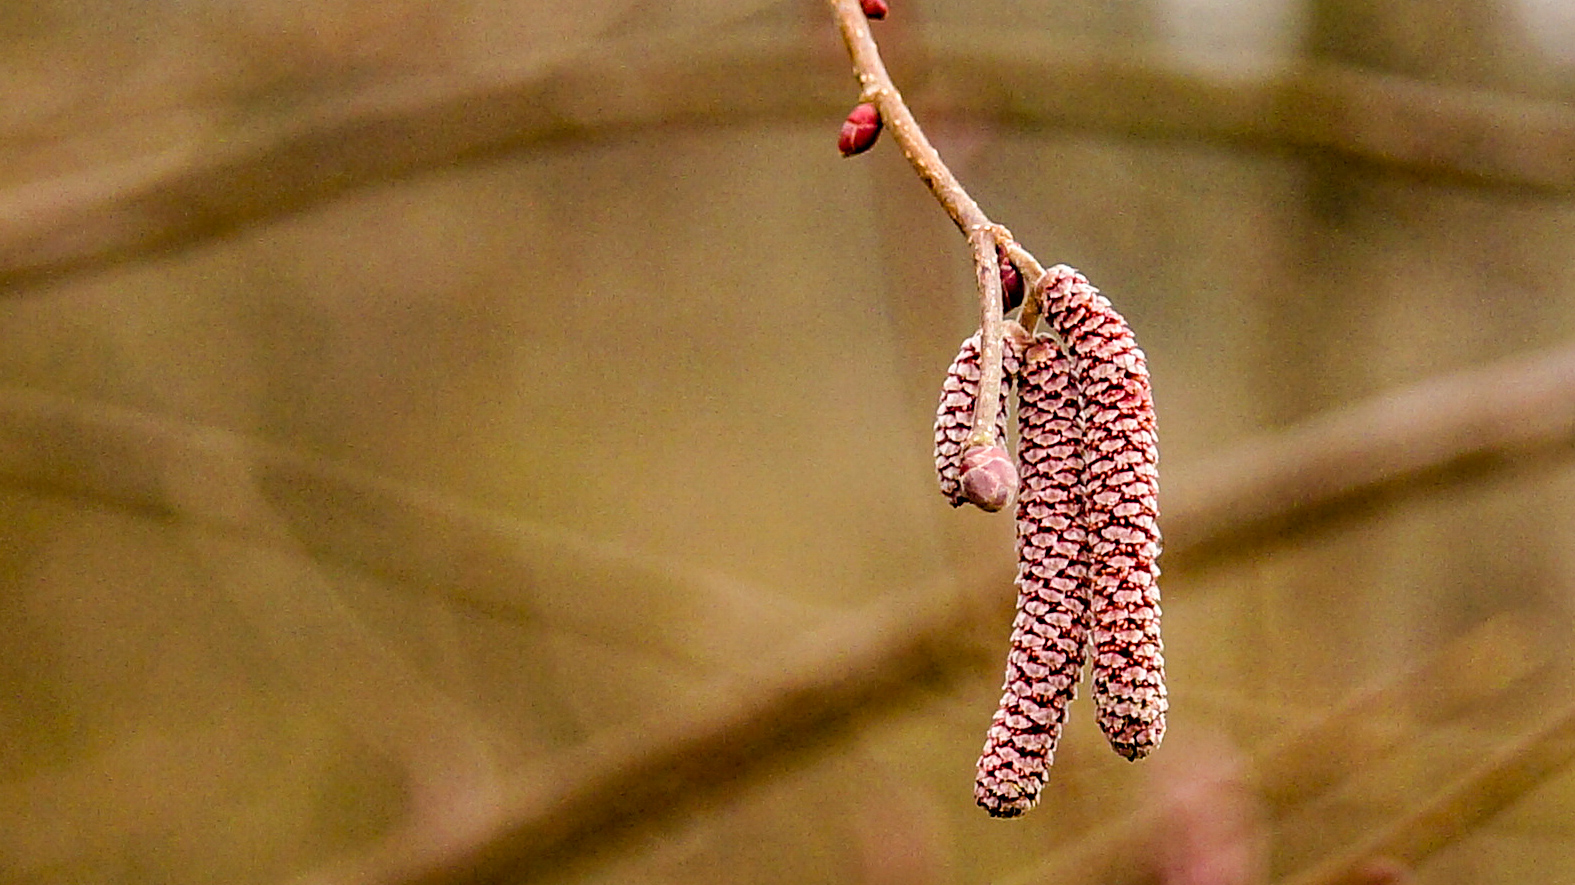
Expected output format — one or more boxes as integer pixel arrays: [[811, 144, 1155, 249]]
[[1040, 265, 1167, 761], [934, 331, 1021, 508], [974, 332, 1091, 817]]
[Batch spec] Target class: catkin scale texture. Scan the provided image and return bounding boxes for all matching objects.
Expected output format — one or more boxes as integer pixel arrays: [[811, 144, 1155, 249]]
[[974, 334, 1090, 817], [1041, 265, 1167, 761], [960, 445, 1017, 513]]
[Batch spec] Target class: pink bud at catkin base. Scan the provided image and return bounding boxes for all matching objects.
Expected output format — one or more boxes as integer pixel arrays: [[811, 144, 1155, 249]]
[[975, 334, 1090, 817], [839, 103, 883, 157], [934, 331, 1022, 509], [960, 445, 1017, 512], [1041, 265, 1167, 762], [861, 0, 889, 19], [998, 248, 1024, 313]]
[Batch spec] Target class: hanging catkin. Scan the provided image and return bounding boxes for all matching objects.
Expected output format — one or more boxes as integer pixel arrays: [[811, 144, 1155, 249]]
[[1040, 265, 1167, 761], [974, 332, 1091, 817]]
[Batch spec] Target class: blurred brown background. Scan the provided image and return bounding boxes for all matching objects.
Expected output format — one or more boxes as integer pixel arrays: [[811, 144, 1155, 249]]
[[5, 1, 1575, 883]]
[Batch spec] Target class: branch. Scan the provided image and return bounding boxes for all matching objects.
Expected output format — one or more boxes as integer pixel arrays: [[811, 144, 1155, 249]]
[[10, 40, 1575, 292], [311, 589, 989, 885], [1004, 240, 1049, 334], [827, 0, 1043, 446], [0, 35, 849, 293], [968, 226, 1007, 446], [10, 330, 1575, 884], [1164, 341, 1575, 569], [827, 1, 990, 239]]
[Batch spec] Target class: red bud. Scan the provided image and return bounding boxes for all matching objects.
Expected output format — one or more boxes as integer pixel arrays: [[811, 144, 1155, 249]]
[[960, 445, 1018, 512], [861, 0, 889, 19], [998, 247, 1024, 312], [838, 102, 883, 157]]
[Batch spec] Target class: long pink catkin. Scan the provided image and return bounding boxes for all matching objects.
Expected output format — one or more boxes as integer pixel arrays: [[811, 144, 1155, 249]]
[[974, 332, 1092, 817], [1041, 265, 1167, 761]]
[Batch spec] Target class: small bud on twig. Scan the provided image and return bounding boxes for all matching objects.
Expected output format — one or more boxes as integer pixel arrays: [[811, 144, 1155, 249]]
[[999, 247, 1024, 313], [861, 0, 889, 19], [935, 332, 1022, 509], [960, 445, 1017, 512], [839, 103, 884, 157]]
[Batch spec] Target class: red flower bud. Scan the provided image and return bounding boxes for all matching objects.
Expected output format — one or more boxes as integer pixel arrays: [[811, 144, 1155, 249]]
[[838, 102, 883, 157], [960, 445, 1018, 512], [861, 0, 889, 19], [999, 247, 1024, 312]]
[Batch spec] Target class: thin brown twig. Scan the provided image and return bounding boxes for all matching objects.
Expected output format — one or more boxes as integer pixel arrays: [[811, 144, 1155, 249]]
[[827, 0, 1045, 445], [968, 225, 1007, 446], [1004, 240, 1049, 333], [826, 1, 991, 239]]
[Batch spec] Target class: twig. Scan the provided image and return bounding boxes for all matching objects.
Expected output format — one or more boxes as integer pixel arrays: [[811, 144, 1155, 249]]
[[826, 1, 990, 239], [1004, 240, 1048, 333], [968, 225, 1007, 446], [827, 0, 1045, 445]]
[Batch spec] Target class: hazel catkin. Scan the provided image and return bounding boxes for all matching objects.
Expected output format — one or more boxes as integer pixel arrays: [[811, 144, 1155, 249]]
[[974, 333, 1090, 816], [1039, 265, 1167, 761]]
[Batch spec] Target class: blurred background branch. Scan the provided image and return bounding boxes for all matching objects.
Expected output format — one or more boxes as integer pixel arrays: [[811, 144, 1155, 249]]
[[9, 322, 1575, 883], [8, 37, 1575, 290], [1165, 341, 1575, 569], [8, 3, 1575, 884]]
